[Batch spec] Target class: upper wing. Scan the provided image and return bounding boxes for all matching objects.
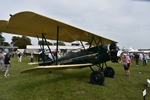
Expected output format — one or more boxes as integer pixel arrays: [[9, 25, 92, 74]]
[[21, 63, 93, 73], [0, 11, 117, 45]]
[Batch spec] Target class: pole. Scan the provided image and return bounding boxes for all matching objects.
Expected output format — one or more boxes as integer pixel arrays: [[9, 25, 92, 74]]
[[56, 26, 59, 65]]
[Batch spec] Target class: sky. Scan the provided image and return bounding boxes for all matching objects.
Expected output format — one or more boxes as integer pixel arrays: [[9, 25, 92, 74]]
[[0, 0, 150, 49]]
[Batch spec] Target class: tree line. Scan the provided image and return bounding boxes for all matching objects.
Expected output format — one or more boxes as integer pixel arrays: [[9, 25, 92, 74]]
[[0, 33, 66, 49]]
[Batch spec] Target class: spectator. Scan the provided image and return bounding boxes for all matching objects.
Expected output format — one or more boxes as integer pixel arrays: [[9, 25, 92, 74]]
[[142, 54, 147, 66], [4, 54, 11, 77], [122, 54, 131, 77], [30, 53, 34, 62], [134, 53, 140, 66], [18, 52, 22, 62]]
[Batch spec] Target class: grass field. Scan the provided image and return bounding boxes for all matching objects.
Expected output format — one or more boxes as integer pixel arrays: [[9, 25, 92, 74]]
[[0, 56, 150, 100]]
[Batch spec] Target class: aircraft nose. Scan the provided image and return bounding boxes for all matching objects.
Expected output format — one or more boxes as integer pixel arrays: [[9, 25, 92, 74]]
[[109, 42, 119, 63]]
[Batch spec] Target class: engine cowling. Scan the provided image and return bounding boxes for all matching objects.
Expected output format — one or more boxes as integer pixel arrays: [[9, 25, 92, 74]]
[[108, 42, 119, 63]]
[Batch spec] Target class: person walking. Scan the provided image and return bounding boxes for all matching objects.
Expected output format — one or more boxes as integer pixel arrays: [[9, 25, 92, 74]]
[[123, 54, 131, 77], [134, 53, 140, 66], [142, 53, 147, 66], [30, 53, 34, 63], [4, 54, 11, 77], [0, 51, 5, 72], [18, 52, 22, 62]]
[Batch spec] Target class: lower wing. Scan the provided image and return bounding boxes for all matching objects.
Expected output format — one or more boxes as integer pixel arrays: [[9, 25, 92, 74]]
[[21, 63, 93, 73]]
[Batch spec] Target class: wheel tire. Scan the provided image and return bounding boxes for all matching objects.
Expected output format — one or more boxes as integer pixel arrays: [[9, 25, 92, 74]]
[[104, 67, 115, 78], [90, 71, 104, 85]]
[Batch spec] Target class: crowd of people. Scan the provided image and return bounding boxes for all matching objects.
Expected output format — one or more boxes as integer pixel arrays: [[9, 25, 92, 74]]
[[0, 49, 56, 77], [1, 48, 149, 78], [0, 50, 26, 77], [128, 52, 149, 66]]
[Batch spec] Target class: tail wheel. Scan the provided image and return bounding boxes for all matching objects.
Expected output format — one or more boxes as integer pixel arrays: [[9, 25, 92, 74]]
[[90, 71, 104, 85], [104, 67, 115, 78]]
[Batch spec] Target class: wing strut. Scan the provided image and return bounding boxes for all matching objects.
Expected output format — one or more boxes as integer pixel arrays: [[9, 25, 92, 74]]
[[55, 26, 59, 65], [37, 26, 60, 65], [37, 35, 43, 50], [37, 35, 41, 48], [38, 33, 55, 64], [43, 33, 55, 61], [98, 38, 103, 46], [79, 40, 86, 51], [88, 36, 94, 48], [93, 36, 103, 46], [88, 36, 104, 49]]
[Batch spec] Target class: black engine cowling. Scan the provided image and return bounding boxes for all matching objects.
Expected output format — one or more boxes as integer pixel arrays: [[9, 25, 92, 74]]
[[109, 42, 119, 63]]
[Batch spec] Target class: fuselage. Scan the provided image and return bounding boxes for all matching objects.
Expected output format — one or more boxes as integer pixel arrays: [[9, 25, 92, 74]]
[[40, 44, 119, 66]]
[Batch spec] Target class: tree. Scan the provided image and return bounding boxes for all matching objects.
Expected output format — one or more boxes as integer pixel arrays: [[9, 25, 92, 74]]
[[53, 41, 66, 46], [0, 32, 9, 46], [11, 35, 32, 49], [12, 36, 19, 43], [38, 40, 53, 45], [0, 37, 5, 46], [4, 42, 10, 46]]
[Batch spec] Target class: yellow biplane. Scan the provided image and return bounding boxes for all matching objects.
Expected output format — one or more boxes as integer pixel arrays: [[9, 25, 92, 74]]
[[0, 11, 119, 85]]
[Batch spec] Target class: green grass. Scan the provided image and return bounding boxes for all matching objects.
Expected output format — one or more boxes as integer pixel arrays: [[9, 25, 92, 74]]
[[0, 56, 150, 100]]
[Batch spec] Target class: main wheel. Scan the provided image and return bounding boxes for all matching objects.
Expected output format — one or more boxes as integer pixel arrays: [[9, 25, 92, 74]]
[[90, 71, 104, 85], [104, 67, 115, 78]]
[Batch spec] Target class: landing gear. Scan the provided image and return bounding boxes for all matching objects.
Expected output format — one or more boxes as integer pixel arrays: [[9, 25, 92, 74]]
[[104, 67, 115, 78], [89, 64, 115, 85], [90, 71, 104, 85]]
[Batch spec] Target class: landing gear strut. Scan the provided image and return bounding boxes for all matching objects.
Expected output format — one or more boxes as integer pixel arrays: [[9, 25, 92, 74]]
[[89, 65, 115, 85]]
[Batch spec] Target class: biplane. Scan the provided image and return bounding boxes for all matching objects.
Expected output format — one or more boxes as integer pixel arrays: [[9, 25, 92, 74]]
[[0, 11, 119, 85]]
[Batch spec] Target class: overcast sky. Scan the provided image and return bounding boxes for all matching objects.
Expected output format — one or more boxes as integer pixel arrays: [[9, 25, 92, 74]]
[[0, 0, 150, 49]]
